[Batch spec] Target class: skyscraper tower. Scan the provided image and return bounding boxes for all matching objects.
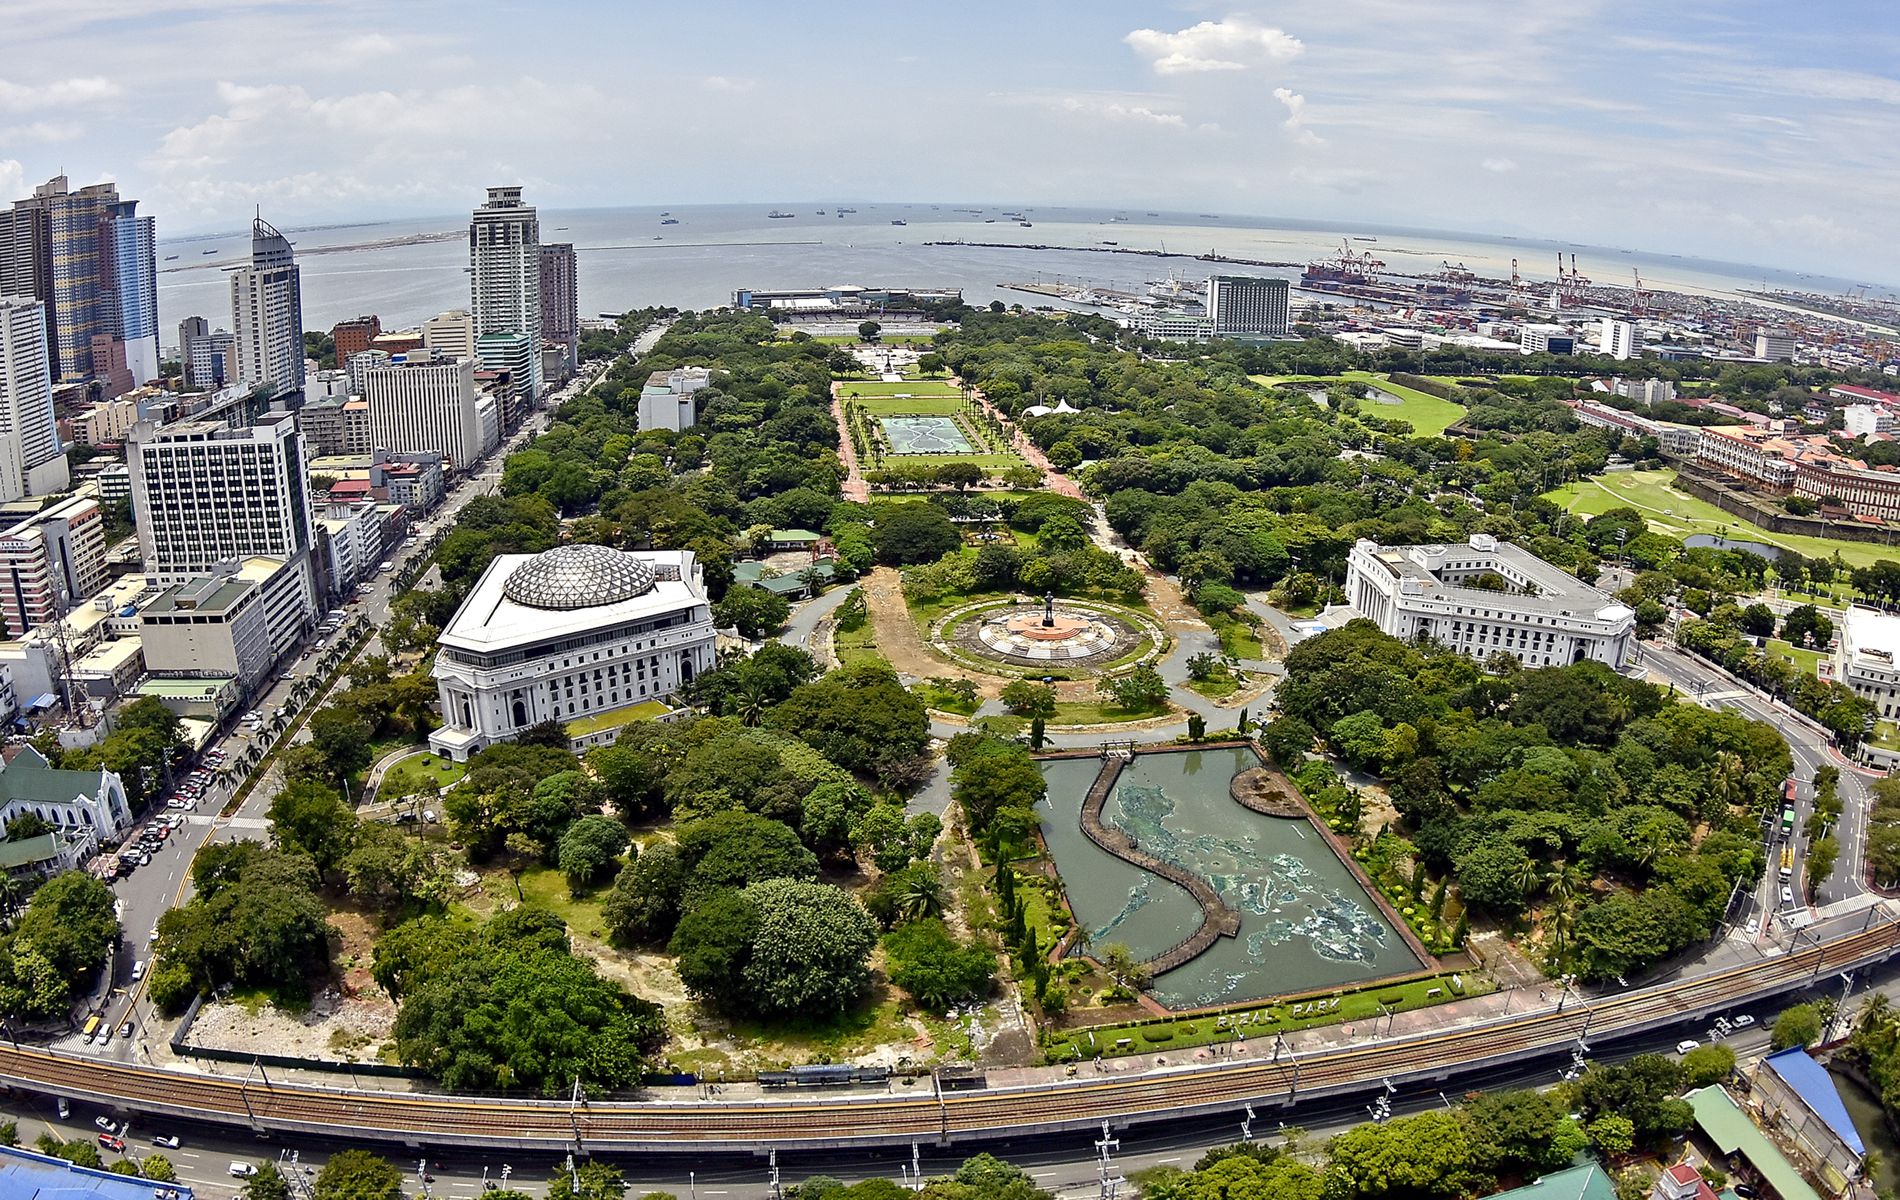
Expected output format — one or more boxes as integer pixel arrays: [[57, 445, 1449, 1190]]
[[469, 186, 542, 402], [539, 242, 578, 372], [104, 200, 159, 384], [6, 176, 121, 381], [0, 298, 70, 501], [229, 214, 304, 399]]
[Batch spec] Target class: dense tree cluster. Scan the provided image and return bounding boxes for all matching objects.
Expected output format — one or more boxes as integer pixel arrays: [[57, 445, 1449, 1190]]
[[149, 842, 334, 1008], [0, 873, 119, 1021], [375, 908, 664, 1093], [1279, 621, 1788, 979]]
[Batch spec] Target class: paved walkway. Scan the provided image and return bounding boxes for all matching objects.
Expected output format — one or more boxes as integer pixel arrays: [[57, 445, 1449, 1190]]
[[828, 384, 871, 502]]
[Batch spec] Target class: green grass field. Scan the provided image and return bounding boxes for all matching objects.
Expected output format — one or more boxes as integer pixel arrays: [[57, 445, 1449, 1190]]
[[1766, 638, 1827, 678], [850, 394, 965, 417], [836, 380, 962, 398], [1249, 370, 1464, 437], [378, 752, 464, 799], [1541, 469, 1898, 568]]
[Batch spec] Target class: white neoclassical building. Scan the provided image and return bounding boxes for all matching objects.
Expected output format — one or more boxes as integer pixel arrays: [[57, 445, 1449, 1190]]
[[428, 544, 716, 761], [1344, 535, 1637, 670]]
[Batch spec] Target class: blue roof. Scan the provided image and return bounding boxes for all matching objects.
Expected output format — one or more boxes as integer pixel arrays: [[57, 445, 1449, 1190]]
[[0, 1144, 193, 1200], [1763, 1047, 1864, 1155]]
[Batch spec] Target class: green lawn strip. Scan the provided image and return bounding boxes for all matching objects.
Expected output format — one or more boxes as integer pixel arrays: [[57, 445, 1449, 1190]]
[[1207, 613, 1263, 660], [912, 680, 980, 716], [1248, 372, 1462, 436], [1765, 638, 1827, 678], [837, 381, 963, 399], [1188, 676, 1240, 701], [377, 752, 466, 799], [565, 699, 672, 738], [1869, 722, 1900, 752], [1542, 469, 1897, 567], [833, 609, 883, 670], [1049, 699, 1169, 726], [489, 864, 614, 942], [1043, 971, 1489, 1061], [856, 395, 966, 416]]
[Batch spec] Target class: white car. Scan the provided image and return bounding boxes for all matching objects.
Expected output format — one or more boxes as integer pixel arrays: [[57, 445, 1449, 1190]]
[[1732, 1014, 1756, 1028], [229, 1162, 258, 1178], [151, 1134, 181, 1149], [1781, 885, 1796, 906], [1677, 1039, 1701, 1055], [1744, 918, 1760, 935], [94, 1117, 117, 1133]]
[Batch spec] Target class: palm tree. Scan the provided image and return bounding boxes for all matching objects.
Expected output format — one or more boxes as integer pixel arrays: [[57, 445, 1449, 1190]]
[[1512, 854, 1544, 904], [1547, 863, 1585, 906], [894, 874, 944, 923], [0, 874, 20, 930], [1857, 992, 1894, 1038], [735, 683, 772, 729]]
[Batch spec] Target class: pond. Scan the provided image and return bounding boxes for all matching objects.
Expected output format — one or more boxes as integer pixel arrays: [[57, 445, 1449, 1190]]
[[1038, 748, 1423, 1010], [1829, 1067, 1899, 1195], [1684, 533, 1783, 561]]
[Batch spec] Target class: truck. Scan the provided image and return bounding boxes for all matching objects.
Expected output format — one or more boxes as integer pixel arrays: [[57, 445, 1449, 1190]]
[[1780, 845, 1795, 882], [1779, 805, 1796, 840]]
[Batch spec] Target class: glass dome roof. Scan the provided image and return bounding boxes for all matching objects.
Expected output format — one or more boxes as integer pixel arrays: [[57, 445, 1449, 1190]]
[[502, 544, 656, 610]]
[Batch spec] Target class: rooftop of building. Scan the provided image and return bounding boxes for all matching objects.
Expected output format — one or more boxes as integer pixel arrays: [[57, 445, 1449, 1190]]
[[0, 830, 63, 871], [1687, 1085, 1821, 1200], [0, 1143, 192, 1200], [0, 745, 111, 806], [438, 547, 705, 655], [1842, 606, 1900, 668], [1355, 535, 1632, 623], [136, 677, 233, 700], [1761, 1047, 1863, 1155], [1483, 1162, 1617, 1200], [142, 575, 251, 616]]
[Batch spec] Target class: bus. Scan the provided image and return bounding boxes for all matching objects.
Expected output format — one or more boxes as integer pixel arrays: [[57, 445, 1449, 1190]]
[[81, 1013, 102, 1042], [1780, 846, 1795, 881]]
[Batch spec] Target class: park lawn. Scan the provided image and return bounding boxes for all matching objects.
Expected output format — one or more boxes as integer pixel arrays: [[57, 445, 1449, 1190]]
[[881, 452, 1026, 469], [912, 679, 980, 716], [1766, 638, 1827, 678], [1208, 613, 1264, 660], [1542, 469, 1898, 568], [851, 394, 965, 416], [1049, 699, 1170, 726], [833, 612, 883, 669], [1042, 971, 1490, 1061], [1189, 676, 1241, 700], [379, 752, 465, 798], [836, 380, 962, 398], [1869, 722, 1900, 753], [1249, 371, 1463, 436], [488, 864, 615, 942]]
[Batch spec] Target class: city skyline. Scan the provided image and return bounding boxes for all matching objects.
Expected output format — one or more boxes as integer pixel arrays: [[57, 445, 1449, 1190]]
[[0, 1, 1896, 283]]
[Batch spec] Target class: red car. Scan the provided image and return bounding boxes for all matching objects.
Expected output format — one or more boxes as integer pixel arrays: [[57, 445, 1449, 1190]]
[[97, 1134, 124, 1152]]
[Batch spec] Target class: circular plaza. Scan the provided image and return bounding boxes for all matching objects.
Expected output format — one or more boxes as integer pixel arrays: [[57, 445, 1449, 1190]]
[[933, 596, 1164, 675]]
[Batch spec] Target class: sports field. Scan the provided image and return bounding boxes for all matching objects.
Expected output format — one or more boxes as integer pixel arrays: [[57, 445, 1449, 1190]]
[[1250, 370, 1465, 437], [881, 416, 975, 454], [851, 394, 964, 417], [837, 380, 962, 399], [1542, 469, 1897, 568]]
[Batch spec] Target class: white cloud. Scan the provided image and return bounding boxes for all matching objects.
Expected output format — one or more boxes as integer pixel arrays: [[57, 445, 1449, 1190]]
[[700, 76, 755, 93], [1058, 96, 1188, 127], [1481, 157, 1518, 173], [0, 76, 122, 112], [1273, 87, 1320, 146], [1126, 18, 1302, 75]]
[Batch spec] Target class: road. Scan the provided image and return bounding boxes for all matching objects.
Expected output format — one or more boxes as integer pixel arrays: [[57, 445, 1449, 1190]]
[[74, 366, 601, 1069]]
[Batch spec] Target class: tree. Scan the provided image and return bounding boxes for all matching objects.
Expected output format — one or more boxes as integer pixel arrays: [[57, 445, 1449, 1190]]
[[714, 586, 792, 639], [1681, 1043, 1736, 1087], [558, 815, 628, 891], [764, 665, 930, 782], [1097, 665, 1167, 712], [950, 740, 1047, 832], [268, 779, 359, 874], [602, 843, 686, 943], [1587, 1113, 1636, 1158], [1455, 842, 1535, 915], [741, 879, 877, 1020], [241, 1161, 293, 1200], [874, 504, 961, 565], [1740, 603, 1777, 638], [999, 680, 1057, 719], [858, 320, 882, 343], [1781, 604, 1834, 649], [669, 890, 760, 1008], [308, 706, 374, 794], [1773, 1002, 1823, 1049], [142, 1155, 177, 1181], [547, 1161, 629, 1200], [676, 810, 819, 903], [313, 1149, 404, 1200], [1324, 1110, 1488, 1200], [883, 918, 995, 1013], [1260, 716, 1316, 768]]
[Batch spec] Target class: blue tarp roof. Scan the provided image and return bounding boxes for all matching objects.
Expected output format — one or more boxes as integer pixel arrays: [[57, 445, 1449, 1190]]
[[24, 693, 57, 711], [0, 1144, 193, 1200], [1763, 1047, 1865, 1155]]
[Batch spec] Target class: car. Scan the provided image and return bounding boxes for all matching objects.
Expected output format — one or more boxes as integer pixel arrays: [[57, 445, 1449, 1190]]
[[1677, 1039, 1701, 1055], [130, 960, 145, 982], [1732, 1014, 1756, 1028], [97, 1134, 124, 1152], [151, 1135, 180, 1149], [147, 927, 159, 944], [229, 1163, 258, 1178], [56, 1098, 69, 1119], [1744, 918, 1760, 935], [1781, 885, 1796, 906], [118, 1021, 133, 1038], [1734, 1185, 1758, 1199], [94, 1117, 117, 1133]]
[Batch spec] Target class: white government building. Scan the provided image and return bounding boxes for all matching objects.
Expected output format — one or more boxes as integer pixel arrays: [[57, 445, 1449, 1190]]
[[428, 544, 716, 761], [1344, 535, 1637, 669], [1836, 606, 1900, 720]]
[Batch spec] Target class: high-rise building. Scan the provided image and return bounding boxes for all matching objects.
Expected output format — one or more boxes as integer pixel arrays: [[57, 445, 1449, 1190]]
[[475, 332, 533, 426], [127, 413, 314, 581], [331, 315, 381, 367], [0, 298, 69, 501], [7, 176, 122, 382], [104, 200, 159, 384], [230, 215, 305, 399], [177, 316, 207, 385], [421, 309, 476, 360], [469, 186, 542, 401], [539, 242, 579, 370], [1599, 319, 1638, 361], [0, 495, 107, 637], [362, 354, 484, 471], [186, 328, 236, 392], [1205, 275, 1290, 338], [87, 333, 133, 399], [347, 349, 392, 395], [1756, 330, 1796, 362]]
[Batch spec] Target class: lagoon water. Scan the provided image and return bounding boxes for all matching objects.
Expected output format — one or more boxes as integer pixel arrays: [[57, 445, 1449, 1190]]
[[1039, 748, 1420, 1011], [154, 203, 1865, 342]]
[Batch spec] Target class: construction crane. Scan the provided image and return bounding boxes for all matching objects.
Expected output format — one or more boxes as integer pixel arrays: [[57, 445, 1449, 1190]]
[[1630, 267, 1651, 317]]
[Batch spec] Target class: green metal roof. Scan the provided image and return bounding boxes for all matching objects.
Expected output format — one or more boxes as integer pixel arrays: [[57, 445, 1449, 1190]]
[[137, 678, 232, 699], [1689, 1086, 1823, 1200], [0, 748, 107, 807], [1489, 1163, 1617, 1200], [0, 832, 60, 870], [769, 528, 821, 542]]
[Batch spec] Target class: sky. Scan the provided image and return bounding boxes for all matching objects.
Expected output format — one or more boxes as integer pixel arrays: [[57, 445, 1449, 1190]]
[[3, 0, 1898, 284]]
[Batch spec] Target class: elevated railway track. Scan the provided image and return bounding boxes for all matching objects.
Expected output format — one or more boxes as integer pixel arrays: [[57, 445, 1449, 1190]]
[[4, 914, 1895, 1153]]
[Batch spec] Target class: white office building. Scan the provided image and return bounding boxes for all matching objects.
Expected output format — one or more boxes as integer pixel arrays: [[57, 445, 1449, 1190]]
[[0, 297, 69, 501], [1756, 330, 1796, 362], [361, 354, 484, 472], [127, 413, 314, 581], [1520, 325, 1576, 355], [140, 556, 313, 693], [1599, 319, 1639, 361], [1612, 377, 1676, 405], [469, 187, 542, 402], [637, 367, 713, 433], [1842, 405, 1897, 439], [421, 309, 477, 360], [1836, 607, 1900, 720], [429, 544, 716, 761], [230, 216, 304, 399], [1206, 275, 1291, 338], [1344, 535, 1637, 669]]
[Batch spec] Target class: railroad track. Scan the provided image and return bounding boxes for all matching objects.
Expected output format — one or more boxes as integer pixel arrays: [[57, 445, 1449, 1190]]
[[3, 915, 1895, 1152]]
